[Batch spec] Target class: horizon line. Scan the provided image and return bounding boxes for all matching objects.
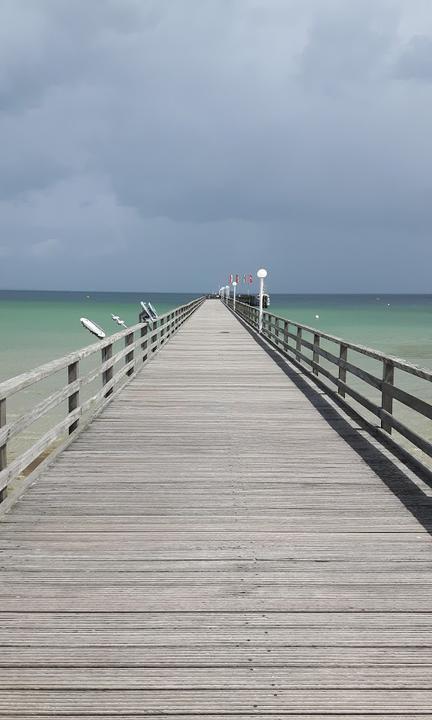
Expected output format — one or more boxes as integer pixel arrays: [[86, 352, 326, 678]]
[[1, 288, 432, 296]]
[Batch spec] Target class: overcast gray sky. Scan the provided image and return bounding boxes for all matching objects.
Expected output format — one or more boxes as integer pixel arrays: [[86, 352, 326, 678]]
[[1, 0, 432, 292]]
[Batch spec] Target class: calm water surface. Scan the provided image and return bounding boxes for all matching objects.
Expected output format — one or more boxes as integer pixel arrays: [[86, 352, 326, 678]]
[[270, 294, 432, 364], [0, 290, 199, 381]]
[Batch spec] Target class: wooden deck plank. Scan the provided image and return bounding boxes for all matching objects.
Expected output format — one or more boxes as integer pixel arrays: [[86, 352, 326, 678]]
[[0, 716, 430, 720], [0, 300, 431, 717], [0, 645, 431, 667], [1, 689, 432, 714], [1, 666, 432, 690]]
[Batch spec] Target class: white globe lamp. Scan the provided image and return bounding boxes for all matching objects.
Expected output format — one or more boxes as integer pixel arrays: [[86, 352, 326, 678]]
[[232, 281, 237, 312], [257, 268, 268, 333]]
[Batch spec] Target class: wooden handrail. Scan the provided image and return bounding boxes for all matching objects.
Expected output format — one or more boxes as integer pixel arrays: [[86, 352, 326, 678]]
[[227, 300, 432, 381], [225, 297, 432, 470], [0, 296, 205, 499]]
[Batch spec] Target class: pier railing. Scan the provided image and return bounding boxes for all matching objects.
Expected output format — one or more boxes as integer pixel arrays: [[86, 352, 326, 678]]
[[0, 296, 204, 501], [226, 297, 432, 472]]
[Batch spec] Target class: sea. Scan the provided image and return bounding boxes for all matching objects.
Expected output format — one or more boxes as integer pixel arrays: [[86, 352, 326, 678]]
[[1, 290, 432, 466], [0, 290, 199, 381]]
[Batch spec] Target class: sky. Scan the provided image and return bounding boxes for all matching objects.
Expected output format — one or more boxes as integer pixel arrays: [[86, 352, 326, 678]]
[[1, 0, 432, 293]]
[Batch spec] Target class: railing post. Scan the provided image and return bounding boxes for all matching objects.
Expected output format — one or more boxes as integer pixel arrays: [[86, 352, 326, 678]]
[[284, 320, 289, 352], [125, 331, 134, 377], [0, 398, 6, 503], [313, 333, 320, 376], [67, 361, 79, 435], [296, 327, 302, 362], [151, 319, 158, 352], [101, 343, 113, 398], [381, 359, 394, 434], [338, 343, 348, 397], [141, 324, 148, 363]]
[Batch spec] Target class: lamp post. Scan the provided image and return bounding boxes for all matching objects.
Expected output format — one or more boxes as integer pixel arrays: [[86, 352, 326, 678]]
[[225, 285, 229, 303], [257, 268, 268, 333], [232, 281, 237, 312]]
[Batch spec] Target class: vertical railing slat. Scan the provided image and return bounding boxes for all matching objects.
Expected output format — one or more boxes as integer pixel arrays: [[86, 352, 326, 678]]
[[102, 343, 113, 397], [67, 361, 79, 435], [381, 359, 394, 433], [296, 327, 302, 363], [338, 343, 348, 397], [0, 398, 6, 503], [125, 331, 134, 377], [141, 324, 148, 364], [152, 319, 158, 352], [313, 333, 320, 376]]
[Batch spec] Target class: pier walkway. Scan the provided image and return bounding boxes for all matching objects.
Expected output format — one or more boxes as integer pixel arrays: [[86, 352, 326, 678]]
[[0, 300, 432, 717]]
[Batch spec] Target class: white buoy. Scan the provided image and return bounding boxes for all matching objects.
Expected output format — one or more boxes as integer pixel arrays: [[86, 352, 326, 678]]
[[315, 314, 320, 319], [80, 317, 106, 339]]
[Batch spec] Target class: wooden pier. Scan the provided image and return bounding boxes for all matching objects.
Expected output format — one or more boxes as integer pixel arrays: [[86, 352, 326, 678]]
[[0, 299, 432, 717]]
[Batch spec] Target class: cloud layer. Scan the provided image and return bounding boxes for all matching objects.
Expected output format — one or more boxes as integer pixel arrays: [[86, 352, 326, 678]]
[[1, 0, 432, 291]]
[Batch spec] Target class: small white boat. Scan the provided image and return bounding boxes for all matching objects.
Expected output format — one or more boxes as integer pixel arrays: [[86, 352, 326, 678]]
[[80, 317, 106, 339]]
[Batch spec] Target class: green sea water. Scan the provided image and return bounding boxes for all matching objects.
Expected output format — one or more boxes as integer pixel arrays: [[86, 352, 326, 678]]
[[270, 293, 432, 364], [1, 291, 432, 466], [0, 290, 199, 382]]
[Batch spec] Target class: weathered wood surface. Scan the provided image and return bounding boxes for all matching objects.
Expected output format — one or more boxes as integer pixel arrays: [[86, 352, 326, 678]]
[[0, 299, 431, 717], [230, 299, 432, 467], [0, 297, 204, 499]]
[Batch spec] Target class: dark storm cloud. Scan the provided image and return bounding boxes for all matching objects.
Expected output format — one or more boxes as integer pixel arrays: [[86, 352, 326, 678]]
[[1, 0, 432, 292]]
